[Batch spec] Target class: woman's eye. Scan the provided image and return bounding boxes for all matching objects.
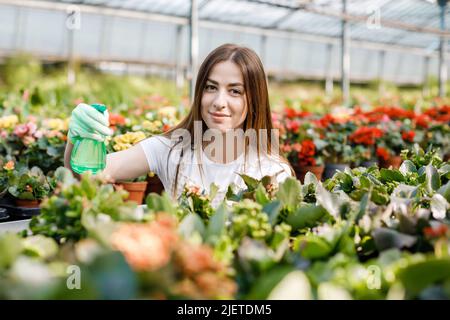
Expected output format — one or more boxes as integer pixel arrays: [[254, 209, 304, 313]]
[[230, 89, 242, 95], [205, 85, 216, 91]]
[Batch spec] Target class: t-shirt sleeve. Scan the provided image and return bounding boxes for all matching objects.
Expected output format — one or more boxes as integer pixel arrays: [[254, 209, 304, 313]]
[[138, 136, 172, 178]]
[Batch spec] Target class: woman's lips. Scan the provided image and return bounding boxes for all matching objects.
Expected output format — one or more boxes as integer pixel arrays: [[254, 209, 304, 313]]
[[209, 111, 230, 122]]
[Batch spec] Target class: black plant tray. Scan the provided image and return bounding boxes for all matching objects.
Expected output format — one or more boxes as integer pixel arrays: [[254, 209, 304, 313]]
[[0, 208, 9, 221], [0, 204, 40, 221]]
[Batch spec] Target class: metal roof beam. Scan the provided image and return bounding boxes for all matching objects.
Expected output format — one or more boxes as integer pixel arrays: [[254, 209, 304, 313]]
[[0, 0, 444, 57], [244, 0, 450, 37]]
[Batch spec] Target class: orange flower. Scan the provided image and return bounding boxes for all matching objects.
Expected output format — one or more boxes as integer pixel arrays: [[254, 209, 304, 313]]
[[175, 243, 222, 276], [3, 160, 14, 171], [162, 124, 171, 132], [109, 113, 126, 130], [110, 214, 178, 272]]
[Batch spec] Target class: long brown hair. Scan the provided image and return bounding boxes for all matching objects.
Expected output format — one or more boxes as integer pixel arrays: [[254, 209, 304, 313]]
[[162, 43, 294, 198]]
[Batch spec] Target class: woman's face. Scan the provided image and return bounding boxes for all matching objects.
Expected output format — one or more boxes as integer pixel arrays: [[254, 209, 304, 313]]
[[201, 60, 247, 133]]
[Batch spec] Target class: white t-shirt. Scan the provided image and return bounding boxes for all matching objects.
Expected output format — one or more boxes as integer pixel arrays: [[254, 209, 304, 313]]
[[139, 136, 293, 208]]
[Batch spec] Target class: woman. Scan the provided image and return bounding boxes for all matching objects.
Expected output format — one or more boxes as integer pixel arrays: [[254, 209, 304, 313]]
[[64, 44, 294, 207]]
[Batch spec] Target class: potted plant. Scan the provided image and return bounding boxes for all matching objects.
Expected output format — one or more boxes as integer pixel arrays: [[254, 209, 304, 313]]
[[376, 121, 412, 169], [348, 126, 383, 168], [0, 159, 14, 199], [7, 165, 51, 208], [109, 131, 150, 204], [318, 120, 354, 180], [281, 117, 326, 183]]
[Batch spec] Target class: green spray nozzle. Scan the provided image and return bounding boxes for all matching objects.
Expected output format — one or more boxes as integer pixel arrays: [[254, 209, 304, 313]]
[[91, 103, 107, 113]]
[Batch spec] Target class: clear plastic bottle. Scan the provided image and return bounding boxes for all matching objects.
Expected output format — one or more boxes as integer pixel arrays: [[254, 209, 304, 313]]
[[70, 103, 107, 175]]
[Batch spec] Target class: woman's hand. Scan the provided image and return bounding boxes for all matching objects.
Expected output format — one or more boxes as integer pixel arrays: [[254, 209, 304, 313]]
[[67, 103, 113, 143], [64, 103, 150, 182]]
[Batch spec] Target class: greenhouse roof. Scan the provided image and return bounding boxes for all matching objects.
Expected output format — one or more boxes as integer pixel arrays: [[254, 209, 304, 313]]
[[30, 0, 450, 52]]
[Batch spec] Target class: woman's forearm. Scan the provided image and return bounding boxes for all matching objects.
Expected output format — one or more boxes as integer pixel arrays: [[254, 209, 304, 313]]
[[103, 144, 150, 182], [64, 141, 149, 182]]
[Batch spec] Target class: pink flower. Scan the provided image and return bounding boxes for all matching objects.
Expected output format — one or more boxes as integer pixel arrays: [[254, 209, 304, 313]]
[[0, 130, 7, 139], [381, 115, 390, 123], [14, 124, 29, 138], [34, 129, 44, 139], [26, 122, 37, 135]]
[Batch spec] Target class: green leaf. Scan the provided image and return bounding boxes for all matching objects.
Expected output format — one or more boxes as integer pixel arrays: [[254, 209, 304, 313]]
[[46, 146, 60, 157], [54, 167, 77, 187], [276, 177, 302, 210], [360, 176, 372, 189], [246, 265, 295, 299], [397, 259, 450, 297], [145, 192, 177, 215], [438, 181, 450, 203], [430, 193, 449, 220], [22, 235, 58, 259], [304, 172, 319, 186], [399, 160, 417, 175], [205, 204, 229, 244], [179, 213, 205, 239], [0, 233, 23, 269], [426, 164, 441, 194], [262, 200, 282, 226], [438, 164, 450, 178], [209, 183, 219, 201], [255, 184, 270, 206], [239, 174, 259, 190], [315, 183, 341, 218], [380, 169, 405, 183], [293, 235, 333, 260], [267, 270, 312, 300], [355, 192, 369, 223], [372, 228, 417, 252], [286, 205, 327, 230]]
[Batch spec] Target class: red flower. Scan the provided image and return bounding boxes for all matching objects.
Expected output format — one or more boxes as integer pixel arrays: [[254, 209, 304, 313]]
[[284, 108, 297, 119], [376, 147, 390, 161], [286, 120, 300, 133], [349, 127, 383, 146], [402, 131, 415, 143], [300, 140, 315, 157], [298, 140, 316, 166], [315, 114, 335, 128], [423, 224, 448, 238], [414, 114, 430, 128]]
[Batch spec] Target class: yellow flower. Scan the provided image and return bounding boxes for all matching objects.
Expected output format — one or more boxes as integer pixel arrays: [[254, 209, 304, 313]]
[[0, 115, 19, 129], [3, 160, 14, 171], [142, 120, 162, 132], [113, 131, 146, 151], [43, 118, 68, 131]]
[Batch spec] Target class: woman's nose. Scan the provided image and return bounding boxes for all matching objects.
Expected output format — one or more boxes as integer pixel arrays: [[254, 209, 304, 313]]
[[213, 91, 227, 110]]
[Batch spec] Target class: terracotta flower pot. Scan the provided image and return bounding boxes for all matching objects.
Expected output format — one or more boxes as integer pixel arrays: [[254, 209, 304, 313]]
[[294, 165, 325, 183], [379, 156, 402, 169], [15, 199, 40, 208], [145, 175, 165, 195], [115, 181, 148, 204], [323, 163, 348, 180]]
